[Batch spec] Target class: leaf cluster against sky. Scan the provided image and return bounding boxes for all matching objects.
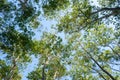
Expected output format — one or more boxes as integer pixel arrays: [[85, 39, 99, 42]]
[[0, 0, 120, 80]]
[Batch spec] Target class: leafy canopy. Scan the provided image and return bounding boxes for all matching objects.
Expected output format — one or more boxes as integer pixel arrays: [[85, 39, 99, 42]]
[[0, 0, 120, 80]]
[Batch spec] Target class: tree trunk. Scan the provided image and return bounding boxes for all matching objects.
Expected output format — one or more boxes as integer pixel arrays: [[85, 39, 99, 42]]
[[42, 64, 46, 80]]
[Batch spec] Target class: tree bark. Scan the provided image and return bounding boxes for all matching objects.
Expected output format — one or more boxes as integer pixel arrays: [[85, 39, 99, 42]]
[[42, 64, 46, 80]]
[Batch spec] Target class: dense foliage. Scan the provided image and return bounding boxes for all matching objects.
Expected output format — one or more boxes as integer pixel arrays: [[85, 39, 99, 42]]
[[0, 0, 120, 80]]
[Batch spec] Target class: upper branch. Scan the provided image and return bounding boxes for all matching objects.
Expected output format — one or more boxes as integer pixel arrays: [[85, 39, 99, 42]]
[[91, 7, 120, 15]]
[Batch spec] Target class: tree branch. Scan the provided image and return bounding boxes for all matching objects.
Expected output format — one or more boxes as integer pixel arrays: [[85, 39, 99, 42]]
[[90, 56, 115, 80], [92, 68, 107, 80], [4, 59, 16, 80], [80, 44, 115, 80], [91, 7, 120, 15], [42, 64, 46, 80], [92, 12, 114, 22], [108, 45, 120, 58], [111, 67, 120, 72]]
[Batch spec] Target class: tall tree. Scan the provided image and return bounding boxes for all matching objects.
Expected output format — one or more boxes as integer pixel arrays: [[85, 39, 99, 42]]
[[0, 0, 120, 80], [27, 33, 67, 80], [42, 0, 120, 79], [0, 0, 40, 79]]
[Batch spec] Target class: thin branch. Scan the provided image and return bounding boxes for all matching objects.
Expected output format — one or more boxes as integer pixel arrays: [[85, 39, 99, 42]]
[[42, 64, 46, 80], [91, 7, 120, 15], [4, 49, 21, 80], [4, 59, 16, 80], [53, 71, 58, 79], [92, 12, 114, 22], [92, 68, 107, 80], [18, 0, 28, 10], [78, 8, 89, 19], [109, 62, 120, 65], [80, 44, 115, 80], [108, 45, 120, 58], [111, 67, 120, 72], [75, 10, 115, 32], [90, 56, 115, 80]]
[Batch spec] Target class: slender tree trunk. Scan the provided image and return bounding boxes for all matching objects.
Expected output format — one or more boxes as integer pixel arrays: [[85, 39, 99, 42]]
[[92, 68, 107, 80], [90, 57, 115, 80], [42, 64, 46, 80], [4, 58, 16, 80], [80, 44, 115, 80]]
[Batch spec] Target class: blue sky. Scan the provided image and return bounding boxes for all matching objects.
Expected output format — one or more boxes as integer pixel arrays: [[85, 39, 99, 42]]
[[1, 0, 119, 80], [0, 0, 99, 80], [21, 55, 39, 80]]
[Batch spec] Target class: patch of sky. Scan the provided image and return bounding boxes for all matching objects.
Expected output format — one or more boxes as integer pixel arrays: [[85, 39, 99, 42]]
[[21, 55, 39, 80], [0, 51, 7, 60]]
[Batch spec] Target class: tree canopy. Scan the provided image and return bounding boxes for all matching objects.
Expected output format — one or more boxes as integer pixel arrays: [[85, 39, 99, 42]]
[[0, 0, 120, 80]]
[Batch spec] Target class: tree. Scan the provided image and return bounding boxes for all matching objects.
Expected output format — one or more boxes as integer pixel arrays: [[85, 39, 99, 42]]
[[42, 0, 120, 79], [0, 0, 40, 79], [28, 33, 67, 80], [57, 0, 120, 32], [55, 0, 120, 80], [0, 0, 120, 80], [67, 25, 120, 80]]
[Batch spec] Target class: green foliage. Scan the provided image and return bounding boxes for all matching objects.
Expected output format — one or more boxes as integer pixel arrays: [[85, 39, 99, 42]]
[[42, 0, 70, 16], [0, 0, 120, 80], [0, 59, 21, 80], [65, 24, 120, 79], [0, 0, 40, 79], [98, 0, 116, 7], [28, 33, 66, 79], [57, 0, 93, 33], [27, 68, 42, 80]]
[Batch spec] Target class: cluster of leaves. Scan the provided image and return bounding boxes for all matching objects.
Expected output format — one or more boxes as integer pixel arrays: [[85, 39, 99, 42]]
[[42, 0, 70, 16], [55, 0, 120, 80], [0, 0, 40, 79], [28, 33, 67, 80], [57, 2, 92, 33], [0, 0, 120, 80], [67, 25, 120, 79], [0, 59, 21, 80]]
